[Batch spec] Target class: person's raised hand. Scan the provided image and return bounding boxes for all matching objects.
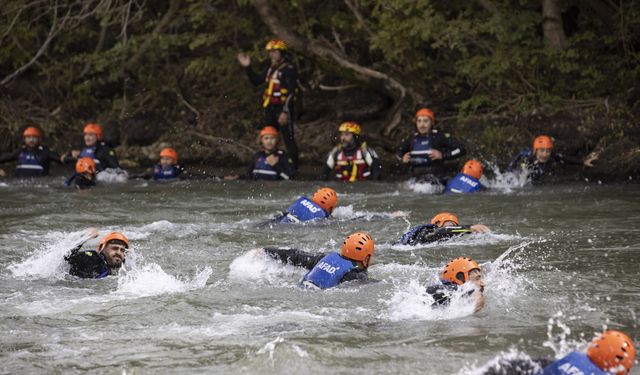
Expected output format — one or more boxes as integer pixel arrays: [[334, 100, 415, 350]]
[[237, 53, 251, 67]]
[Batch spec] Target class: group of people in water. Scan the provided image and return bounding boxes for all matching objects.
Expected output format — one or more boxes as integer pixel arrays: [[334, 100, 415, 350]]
[[5, 38, 630, 374]]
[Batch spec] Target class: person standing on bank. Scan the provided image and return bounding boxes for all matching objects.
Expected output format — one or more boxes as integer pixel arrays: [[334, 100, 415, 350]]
[[237, 39, 299, 170]]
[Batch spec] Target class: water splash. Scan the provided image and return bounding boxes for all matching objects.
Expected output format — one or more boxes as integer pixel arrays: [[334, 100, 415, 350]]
[[96, 168, 128, 183], [541, 312, 589, 358], [403, 179, 443, 194], [228, 249, 303, 285], [459, 348, 543, 375], [333, 204, 408, 221], [481, 162, 530, 193], [115, 264, 211, 297]]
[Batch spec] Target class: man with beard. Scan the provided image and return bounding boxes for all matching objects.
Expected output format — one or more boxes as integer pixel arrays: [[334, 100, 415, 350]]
[[320, 121, 382, 182], [64, 229, 129, 279]]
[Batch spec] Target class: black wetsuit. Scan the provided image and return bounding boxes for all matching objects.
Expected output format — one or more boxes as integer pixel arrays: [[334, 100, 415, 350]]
[[263, 247, 368, 284], [63, 141, 120, 171], [481, 357, 552, 375], [396, 129, 466, 182], [425, 282, 459, 306], [0, 145, 61, 177], [240, 149, 295, 180], [507, 148, 584, 184], [397, 225, 473, 246], [64, 247, 115, 279], [245, 61, 299, 169], [65, 174, 96, 189]]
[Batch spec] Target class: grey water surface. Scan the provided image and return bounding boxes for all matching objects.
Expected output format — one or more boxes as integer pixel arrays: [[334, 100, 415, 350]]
[[1, 178, 638, 374]]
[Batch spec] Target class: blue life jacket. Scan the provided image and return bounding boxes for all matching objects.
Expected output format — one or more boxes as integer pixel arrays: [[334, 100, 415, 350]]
[[153, 164, 180, 181], [399, 224, 435, 245], [80, 146, 101, 168], [16, 149, 44, 174], [542, 352, 606, 375], [252, 154, 278, 180], [280, 196, 329, 223], [301, 252, 356, 289], [409, 135, 432, 166], [443, 172, 481, 194]]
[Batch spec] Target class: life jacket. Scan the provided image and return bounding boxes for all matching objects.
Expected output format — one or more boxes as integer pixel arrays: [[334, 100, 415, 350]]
[[280, 196, 329, 223], [252, 153, 279, 180], [300, 252, 356, 289], [542, 352, 606, 375], [409, 135, 432, 166], [153, 164, 180, 181], [443, 172, 481, 194], [335, 143, 371, 182], [262, 63, 289, 108], [16, 148, 44, 175], [79, 146, 101, 168]]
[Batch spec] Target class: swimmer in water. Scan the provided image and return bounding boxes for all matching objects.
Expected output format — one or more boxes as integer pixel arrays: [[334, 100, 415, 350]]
[[64, 229, 129, 278], [396, 212, 490, 246], [274, 187, 338, 223], [425, 257, 485, 313]]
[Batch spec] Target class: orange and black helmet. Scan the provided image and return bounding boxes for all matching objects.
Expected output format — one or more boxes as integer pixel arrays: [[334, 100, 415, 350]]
[[341, 232, 374, 268], [415, 108, 435, 124], [311, 187, 338, 214], [160, 147, 178, 163], [462, 159, 484, 179], [587, 330, 635, 374], [338, 121, 361, 136], [83, 123, 104, 140], [75, 157, 96, 175], [259, 126, 279, 138], [441, 257, 481, 285], [97, 232, 129, 253], [533, 135, 553, 151], [430, 212, 460, 228], [265, 39, 288, 51], [23, 126, 42, 139]]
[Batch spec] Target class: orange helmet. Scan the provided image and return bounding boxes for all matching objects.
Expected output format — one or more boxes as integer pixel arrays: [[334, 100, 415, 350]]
[[341, 232, 374, 268], [259, 126, 279, 138], [441, 257, 481, 285], [533, 135, 553, 151], [311, 187, 338, 214], [83, 123, 104, 140], [23, 126, 42, 139], [462, 159, 483, 179], [75, 157, 96, 175], [415, 108, 435, 123], [430, 212, 460, 227], [587, 330, 635, 373], [97, 231, 129, 253], [265, 39, 288, 51], [338, 121, 361, 136], [159, 147, 178, 162]]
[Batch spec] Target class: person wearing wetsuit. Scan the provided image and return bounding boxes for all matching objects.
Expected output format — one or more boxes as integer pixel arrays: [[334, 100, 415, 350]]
[[507, 135, 598, 184], [397, 212, 491, 246], [238, 39, 299, 169], [425, 257, 485, 313], [64, 230, 129, 279], [64, 157, 97, 189], [443, 159, 484, 194], [481, 330, 635, 375], [261, 232, 374, 289], [226, 126, 295, 181], [275, 187, 338, 223], [396, 108, 466, 184], [61, 123, 120, 172], [320, 121, 382, 182], [0, 126, 62, 178]]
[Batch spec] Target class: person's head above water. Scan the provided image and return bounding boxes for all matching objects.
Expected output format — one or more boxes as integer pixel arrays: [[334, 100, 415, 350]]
[[587, 330, 635, 374], [338, 121, 361, 148], [341, 232, 374, 270], [259, 126, 279, 152], [430, 212, 460, 228], [415, 107, 435, 135], [159, 147, 178, 167], [462, 159, 484, 179], [23, 126, 41, 148], [311, 187, 338, 214], [97, 232, 129, 269], [441, 257, 483, 287], [532, 135, 554, 164], [83, 123, 104, 147], [75, 157, 96, 178]]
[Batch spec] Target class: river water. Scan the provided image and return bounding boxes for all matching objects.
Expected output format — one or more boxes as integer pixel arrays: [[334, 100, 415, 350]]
[[1, 175, 639, 374]]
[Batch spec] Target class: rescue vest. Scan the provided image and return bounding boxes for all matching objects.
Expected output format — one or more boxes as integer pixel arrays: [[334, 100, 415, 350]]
[[16, 149, 44, 174], [301, 252, 356, 289], [409, 135, 432, 166], [252, 153, 279, 180], [80, 146, 101, 167], [335, 144, 370, 182], [542, 352, 606, 375], [262, 64, 289, 108], [153, 164, 179, 181], [443, 172, 481, 194], [280, 196, 329, 223]]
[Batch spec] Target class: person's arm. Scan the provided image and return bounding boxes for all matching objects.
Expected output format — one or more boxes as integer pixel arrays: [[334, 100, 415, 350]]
[[507, 149, 531, 172], [238, 153, 258, 180], [395, 137, 411, 161], [99, 145, 121, 169], [262, 247, 324, 270], [280, 65, 298, 114], [43, 147, 62, 164], [245, 65, 266, 87], [438, 133, 466, 161], [363, 145, 382, 180], [554, 152, 598, 167], [340, 269, 368, 283], [0, 149, 20, 164]]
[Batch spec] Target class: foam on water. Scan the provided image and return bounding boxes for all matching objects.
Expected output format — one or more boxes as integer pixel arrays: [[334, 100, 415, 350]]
[[95, 168, 128, 183], [228, 249, 304, 286], [332, 204, 409, 221], [459, 348, 542, 375], [403, 179, 443, 194], [482, 162, 530, 193], [115, 264, 212, 297]]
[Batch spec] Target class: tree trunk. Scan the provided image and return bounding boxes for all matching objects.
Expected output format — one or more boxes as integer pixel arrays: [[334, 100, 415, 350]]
[[542, 0, 568, 51]]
